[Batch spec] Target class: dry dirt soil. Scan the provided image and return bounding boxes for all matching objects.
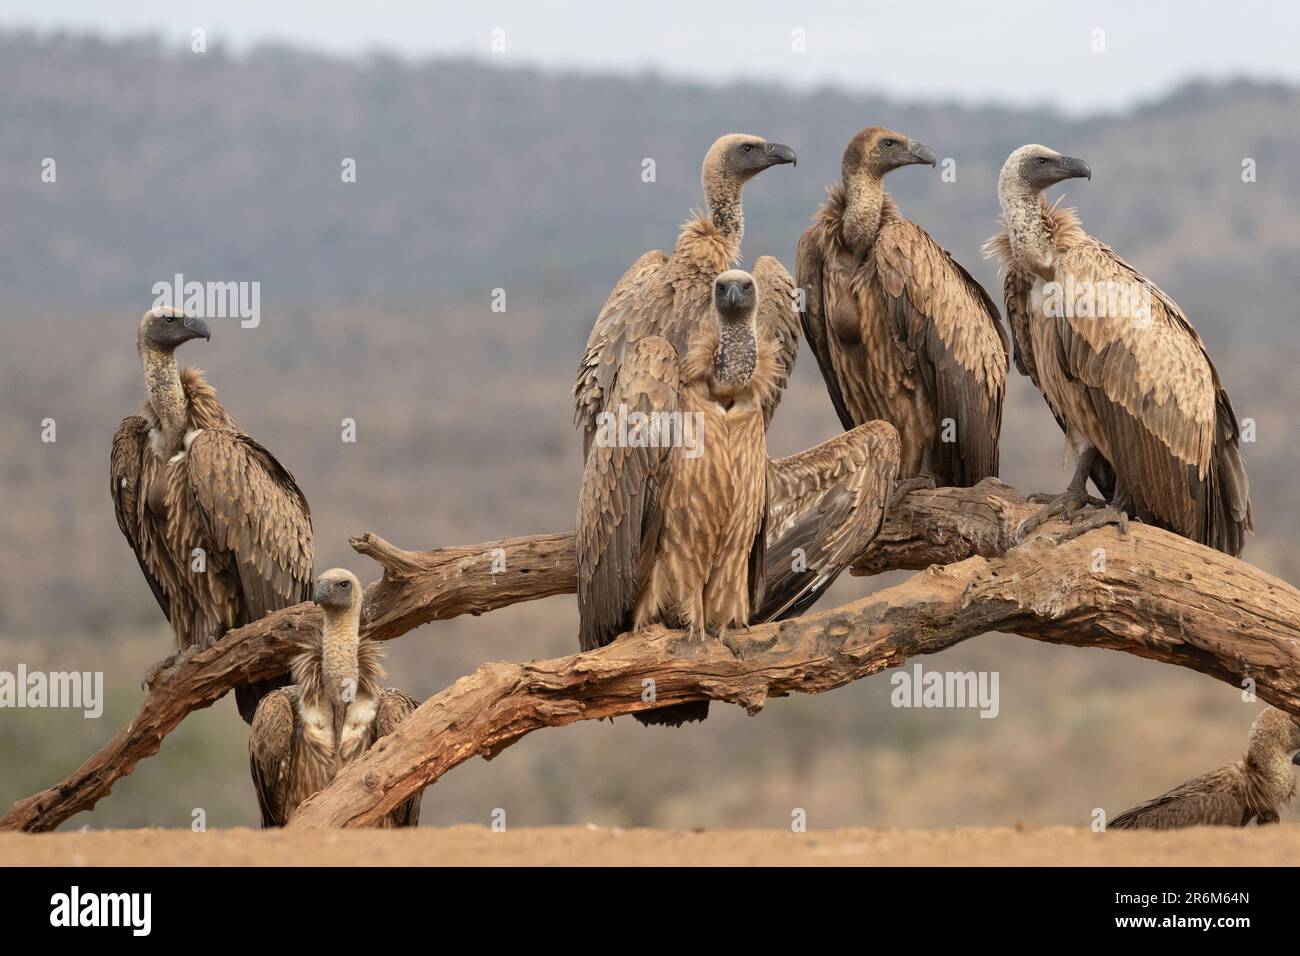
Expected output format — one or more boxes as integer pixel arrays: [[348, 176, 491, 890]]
[[2, 824, 1297, 866]]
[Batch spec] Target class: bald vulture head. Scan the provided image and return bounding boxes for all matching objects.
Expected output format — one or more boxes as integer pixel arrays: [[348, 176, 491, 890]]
[[313, 567, 361, 615], [842, 126, 936, 182], [1249, 705, 1300, 765], [702, 133, 796, 194], [713, 269, 758, 324], [137, 306, 211, 356], [998, 144, 1091, 206]]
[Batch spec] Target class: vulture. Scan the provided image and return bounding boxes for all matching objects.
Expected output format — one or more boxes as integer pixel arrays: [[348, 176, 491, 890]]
[[574, 133, 800, 456], [987, 145, 1252, 554], [111, 307, 314, 723], [249, 568, 422, 828], [577, 270, 900, 726], [797, 126, 1009, 489], [1110, 706, 1300, 830]]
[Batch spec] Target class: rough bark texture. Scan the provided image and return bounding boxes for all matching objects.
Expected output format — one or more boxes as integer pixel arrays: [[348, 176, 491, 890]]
[[288, 512, 1300, 828], [0, 531, 572, 832], [5, 484, 1298, 831]]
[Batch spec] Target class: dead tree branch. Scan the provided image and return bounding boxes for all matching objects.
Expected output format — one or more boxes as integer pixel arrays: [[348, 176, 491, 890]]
[[6, 481, 1296, 831], [0, 531, 572, 832], [288, 516, 1300, 828]]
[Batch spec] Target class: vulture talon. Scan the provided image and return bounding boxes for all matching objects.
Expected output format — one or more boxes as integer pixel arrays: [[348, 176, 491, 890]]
[[1052, 507, 1130, 545], [141, 650, 180, 691], [720, 630, 777, 660], [889, 473, 937, 511], [667, 628, 710, 659]]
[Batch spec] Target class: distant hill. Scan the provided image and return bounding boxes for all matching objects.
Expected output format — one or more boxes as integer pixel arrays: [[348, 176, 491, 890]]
[[2, 32, 1298, 350]]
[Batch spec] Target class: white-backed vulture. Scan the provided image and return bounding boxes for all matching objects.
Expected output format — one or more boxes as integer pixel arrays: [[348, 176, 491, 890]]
[[249, 568, 422, 828], [986, 145, 1252, 554], [574, 134, 800, 456], [798, 127, 1008, 490], [577, 270, 900, 726], [111, 307, 314, 723], [1110, 706, 1300, 830]]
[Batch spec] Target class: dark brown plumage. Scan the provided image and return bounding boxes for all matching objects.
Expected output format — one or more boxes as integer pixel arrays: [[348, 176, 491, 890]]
[[111, 307, 314, 723], [576, 271, 900, 726], [249, 569, 421, 827], [574, 134, 800, 458], [797, 127, 1008, 487], [1110, 706, 1300, 830], [987, 145, 1252, 554]]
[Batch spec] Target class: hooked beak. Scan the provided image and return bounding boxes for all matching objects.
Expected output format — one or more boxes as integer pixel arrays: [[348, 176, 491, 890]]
[[312, 579, 332, 605], [906, 141, 937, 168], [764, 142, 797, 168], [184, 315, 212, 341], [1292, 752, 1300, 766], [725, 282, 742, 308], [1060, 155, 1092, 182]]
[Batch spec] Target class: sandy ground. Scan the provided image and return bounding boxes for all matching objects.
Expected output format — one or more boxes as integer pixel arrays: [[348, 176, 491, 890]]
[[1, 824, 1296, 866]]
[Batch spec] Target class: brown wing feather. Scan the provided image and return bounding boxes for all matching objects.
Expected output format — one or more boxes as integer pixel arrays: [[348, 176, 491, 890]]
[[874, 218, 1008, 485], [1052, 239, 1252, 553], [373, 688, 422, 827], [184, 428, 314, 621], [758, 420, 900, 621], [752, 255, 800, 428], [573, 250, 672, 456], [576, 336, 681, 651], [796, 214, 857, 432], [248, 687, 297, 828], [110, 416, 172, 619], [1109, 765, 1249, 830]]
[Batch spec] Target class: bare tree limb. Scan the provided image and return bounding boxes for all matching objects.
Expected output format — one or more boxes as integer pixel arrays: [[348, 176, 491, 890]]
[[288, 518, 1300, 828], [6, 482, 1295, 831], [0, 531, 573, 832]]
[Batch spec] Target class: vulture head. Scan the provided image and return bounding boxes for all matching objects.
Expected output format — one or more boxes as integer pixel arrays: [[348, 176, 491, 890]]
[[313, 567, 361, 613], [137, 306, 211, 355], [842, 127, 936, 181], [713, 269, 758, 323], [703, 133, 797, 191], [1248, 705, 1300, 765], [1000, 145, 1092, 198]]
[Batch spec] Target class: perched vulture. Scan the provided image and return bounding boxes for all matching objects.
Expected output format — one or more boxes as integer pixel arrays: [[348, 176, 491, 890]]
[[1110, 706, 1300, 830], [986, 145, 1252, 554], [797, 127, 1008, 488], [577, 270, 900, 726], [249, 568, 422, 828], [111, 307, 314, 723], [574, 133, 800, 456]]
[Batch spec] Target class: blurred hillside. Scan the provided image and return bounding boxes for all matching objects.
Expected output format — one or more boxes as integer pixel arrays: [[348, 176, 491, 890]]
[[1, 33, 1298, 830]]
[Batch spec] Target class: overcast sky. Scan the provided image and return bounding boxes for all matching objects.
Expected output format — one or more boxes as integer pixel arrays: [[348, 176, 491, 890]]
[[6, 0, 1297, 114]]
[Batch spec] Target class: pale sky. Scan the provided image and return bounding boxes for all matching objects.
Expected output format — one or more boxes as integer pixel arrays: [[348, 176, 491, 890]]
[[5, 0, 1298, 114]]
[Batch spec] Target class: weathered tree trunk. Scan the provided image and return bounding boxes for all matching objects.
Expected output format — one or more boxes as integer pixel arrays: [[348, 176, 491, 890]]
[[4, 482, 1296, 832], [284, 513, 1300, 828]]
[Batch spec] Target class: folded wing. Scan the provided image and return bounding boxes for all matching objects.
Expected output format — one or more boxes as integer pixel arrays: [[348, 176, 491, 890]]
[[758, 420, 900, 621]]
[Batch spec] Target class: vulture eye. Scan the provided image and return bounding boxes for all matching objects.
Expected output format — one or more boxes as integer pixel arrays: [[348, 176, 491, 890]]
[[164, 314, 176, 324], [339, 581, 350, 589], [744, 283, 753, 291], [741, 144, 753, 153], [882, 139, 897, 149], [1036, 157, 1048, 166]]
